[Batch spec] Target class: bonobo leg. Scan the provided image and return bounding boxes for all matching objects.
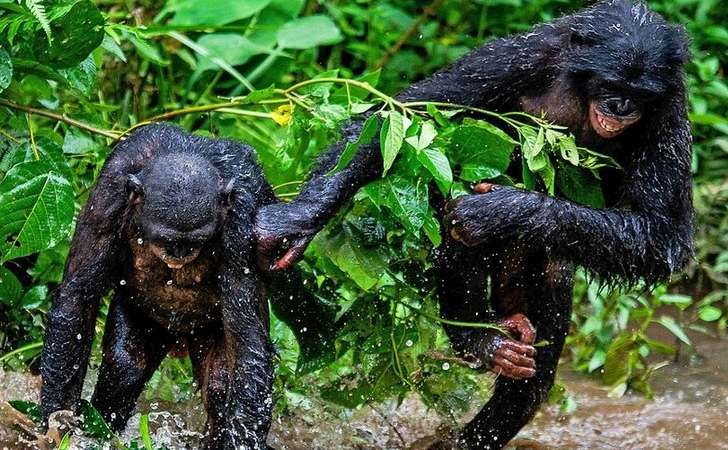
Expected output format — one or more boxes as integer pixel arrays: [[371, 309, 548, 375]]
[[189, 331, 229, 449], [435, 237, 536, 378], [91, 296, 173, 431], [456, 258, 574, 449]]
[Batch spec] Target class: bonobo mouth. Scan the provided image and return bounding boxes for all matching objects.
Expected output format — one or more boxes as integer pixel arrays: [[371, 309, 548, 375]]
[[588, 101, 641, 139], [150, 245, 201, 269]]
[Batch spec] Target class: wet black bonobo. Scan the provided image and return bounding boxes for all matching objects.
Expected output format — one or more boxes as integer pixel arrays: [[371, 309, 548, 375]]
[[255, 1, 693, 448], [40, 123, 322, 450]]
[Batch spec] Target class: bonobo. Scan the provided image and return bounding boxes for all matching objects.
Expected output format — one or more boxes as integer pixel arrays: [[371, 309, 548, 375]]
[[40, 123, 329, 450], [254, 1, 693, 448]]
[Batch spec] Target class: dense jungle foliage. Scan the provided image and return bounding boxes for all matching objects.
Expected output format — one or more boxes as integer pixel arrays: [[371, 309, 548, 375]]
[[0, 0, 726, 446]]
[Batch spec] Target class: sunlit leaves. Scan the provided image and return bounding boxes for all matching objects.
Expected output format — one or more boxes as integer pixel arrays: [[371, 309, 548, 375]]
[[330, 114, 379, 174], [0, 160, 74, 263]]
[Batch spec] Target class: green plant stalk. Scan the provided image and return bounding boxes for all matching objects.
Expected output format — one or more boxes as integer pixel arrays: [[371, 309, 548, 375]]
[[0, 341, 43, 364]]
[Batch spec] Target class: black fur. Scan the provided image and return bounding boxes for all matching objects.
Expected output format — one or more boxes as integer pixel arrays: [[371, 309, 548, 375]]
[[40, 123, 331, 450], [255, 1, 693, 449]]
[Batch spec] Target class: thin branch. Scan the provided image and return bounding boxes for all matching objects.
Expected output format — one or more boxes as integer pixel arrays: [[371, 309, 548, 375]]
[[0, 99, 121, 139], [375, 0, 446, 69]]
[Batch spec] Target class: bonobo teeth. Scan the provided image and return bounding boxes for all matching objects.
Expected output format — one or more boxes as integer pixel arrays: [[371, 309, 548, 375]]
[[599, 116, 622, 133]]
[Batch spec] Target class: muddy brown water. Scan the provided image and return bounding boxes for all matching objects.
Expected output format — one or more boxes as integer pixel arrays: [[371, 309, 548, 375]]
[[1, 335, 726, 450]]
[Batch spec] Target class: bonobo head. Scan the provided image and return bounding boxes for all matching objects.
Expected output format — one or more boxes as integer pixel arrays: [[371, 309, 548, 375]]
[[564, 1, 689, 139], [127, 153, 233, 269]]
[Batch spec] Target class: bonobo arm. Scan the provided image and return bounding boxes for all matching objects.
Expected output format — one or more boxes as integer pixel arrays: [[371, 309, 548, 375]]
[[40, 128, 157, 421], [448, 98, 694, 284], [256, 27, 562, 270], [219, 188, 274, 450]]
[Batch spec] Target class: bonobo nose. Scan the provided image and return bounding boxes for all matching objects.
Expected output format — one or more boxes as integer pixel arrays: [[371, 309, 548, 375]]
[[605, 97, 636, 117]]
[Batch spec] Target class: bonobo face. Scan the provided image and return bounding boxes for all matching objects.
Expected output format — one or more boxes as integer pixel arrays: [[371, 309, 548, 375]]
[[127, 154, 233, 269], [565, 2, 688, 140]]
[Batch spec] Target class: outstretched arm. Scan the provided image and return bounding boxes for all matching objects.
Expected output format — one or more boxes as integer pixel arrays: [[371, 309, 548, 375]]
[[256, 27, 562, 270], [448, 99, 694, 284]]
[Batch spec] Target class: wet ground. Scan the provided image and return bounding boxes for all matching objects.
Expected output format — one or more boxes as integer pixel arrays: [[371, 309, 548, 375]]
[[1, 334, 726, 450]]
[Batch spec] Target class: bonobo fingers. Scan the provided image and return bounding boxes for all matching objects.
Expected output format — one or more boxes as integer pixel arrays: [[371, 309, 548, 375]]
[[493, 354, 537, 379], [271, 235, 314, 271], [497, 312, 536, 344]]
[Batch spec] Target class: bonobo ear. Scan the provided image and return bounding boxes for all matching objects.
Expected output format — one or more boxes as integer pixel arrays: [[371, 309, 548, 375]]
[[126, 174, 144, 204], [220, 179, 235, 209]]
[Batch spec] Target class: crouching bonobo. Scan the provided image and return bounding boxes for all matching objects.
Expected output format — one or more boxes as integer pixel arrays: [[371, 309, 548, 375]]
[[40, 123, 322, 450]]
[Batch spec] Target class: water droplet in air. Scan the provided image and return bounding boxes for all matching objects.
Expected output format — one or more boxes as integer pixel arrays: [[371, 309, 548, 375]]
[[442, 362, 450, 370], [119, 280, 127, 286], [405, 339, 413, 347]]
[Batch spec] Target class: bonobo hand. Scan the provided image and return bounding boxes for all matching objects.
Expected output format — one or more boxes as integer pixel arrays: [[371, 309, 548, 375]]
[[464, 313, 537, 380], [446, 182, 537, 247], [255, 202, 320, 271]]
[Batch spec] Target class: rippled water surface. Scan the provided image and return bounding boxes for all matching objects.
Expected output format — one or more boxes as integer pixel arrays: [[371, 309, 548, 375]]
[[1, 335, 726, 449]]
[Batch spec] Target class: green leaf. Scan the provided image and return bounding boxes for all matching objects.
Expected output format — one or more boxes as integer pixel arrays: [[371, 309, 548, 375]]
[[194, 33, 276, 73], [366, 176, 428, 236], [416, 146, 452, 194], [277, 15, 343, 49], [603, 334, 636, 385], [59, 56, 97, 97], [330, 115, 379, 174], [123, 31, 170, 66], [80, 400, 114, 440], [9, 400, 42, 424], [658, 293, 692, 310], [451, 119, 515, 182], [656, 316, 691, 345], [316, 230, 387, 291], [422, 212, 441, 247], [405, 121, 437, 151], [556, 164, 605, 208], [380, 111, 405, 175], [168, 0, 271, 26], [0, 46, 12, 93], [101, 34, 126, 62], [19, 285, 48, 310], [0, 161, 75, 262], [698, 306, 722, 322], [32, 1, 105, 68], [0, 267, 22, 306], [139, 414, 153, 450], [58, 432, 71, 450]]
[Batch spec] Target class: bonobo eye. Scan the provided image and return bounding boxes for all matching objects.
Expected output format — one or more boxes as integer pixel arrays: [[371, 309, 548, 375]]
[[603, 97, 639, 117]]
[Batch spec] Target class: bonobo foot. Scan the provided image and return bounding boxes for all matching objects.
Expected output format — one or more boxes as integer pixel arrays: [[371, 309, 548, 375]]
[[462, 313, 537, 380]]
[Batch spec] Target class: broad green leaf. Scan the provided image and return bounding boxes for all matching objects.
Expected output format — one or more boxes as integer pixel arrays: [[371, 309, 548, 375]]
[[316, 230, 386, 291], [656, 316, 691, 345], [381, 111, 405, 175], [62, 129, 102, 157], [698, 306, 722, 322], [416, 146, 452, 194], [451, 119, 515, 182], [13, 138, 73, 180], [195, 33, 276, 73], [0, 46, 12, 93], [556, 164, 605, 208], [405, 121, 437, 151], [366, 176, 428, 236], [277, 15, 343, 49], [59, 56, 97, 97], [58, 433, 71, 450], [0, 161, 74, 262], [123, 31, 170, 66], [559, 135, 580, 166], [9, 400, 42, 424], [0, 267, 22, 306], [330, 115, 379, 174], [603, 334, 636, 385], [659, 293, 692, 310], [101, 34, 126, 62], [80, 400, 114, 440], [168, 0, 271, 26], [32, 1, 105, 68], [19, 285, 48, 310], [422, 213, 441, 247]]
